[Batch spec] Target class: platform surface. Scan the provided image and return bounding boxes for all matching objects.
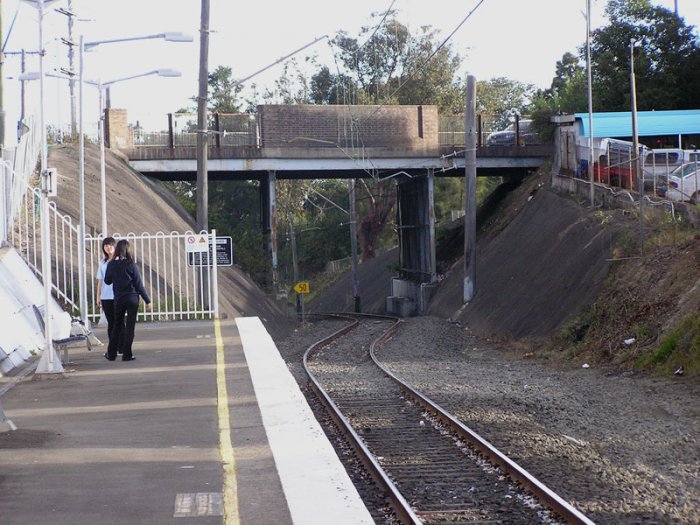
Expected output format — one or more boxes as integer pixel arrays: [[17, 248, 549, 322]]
[[0, 317, 372, 524]]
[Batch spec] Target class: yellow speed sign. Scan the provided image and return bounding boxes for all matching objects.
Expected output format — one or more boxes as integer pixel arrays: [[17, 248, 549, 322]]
[[293, 281, 310, 294]]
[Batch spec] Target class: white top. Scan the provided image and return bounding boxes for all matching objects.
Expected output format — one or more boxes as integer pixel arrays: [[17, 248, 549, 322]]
[[96, 259, 114, 300]]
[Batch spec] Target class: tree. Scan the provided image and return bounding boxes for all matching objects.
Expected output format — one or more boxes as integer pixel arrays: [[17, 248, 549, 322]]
[[327, 18, 464, 111], [591, 0, 700, 111], [550, 52, 584, 96], [307, 14, 466, 259], [528, 52, 588, 138], [207, 66, 244, 113], [475, 77, 536, 131]]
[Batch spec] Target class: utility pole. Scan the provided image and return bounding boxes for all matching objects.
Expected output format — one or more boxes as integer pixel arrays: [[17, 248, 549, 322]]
[[0, 0, 5, 153], [20, 50, 26, 131], [196, 0, 210, 232], [289, 214, 302, 319], [67, 0, 76, 138], [463, 75, 477, 302], [630, 39, 644, 255], [586, 0, 595, 208], [349, 178, 360, 312]]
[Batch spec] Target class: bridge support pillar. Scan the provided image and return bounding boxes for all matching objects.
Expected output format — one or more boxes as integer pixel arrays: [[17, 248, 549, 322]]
[[387, 170, 437, 317]]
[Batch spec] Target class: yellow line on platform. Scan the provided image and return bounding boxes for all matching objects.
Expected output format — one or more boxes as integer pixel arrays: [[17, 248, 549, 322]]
[[215, 318, 240, 525]]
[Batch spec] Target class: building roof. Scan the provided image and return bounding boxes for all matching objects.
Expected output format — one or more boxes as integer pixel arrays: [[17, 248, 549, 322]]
[[574, 110, 700, 138]]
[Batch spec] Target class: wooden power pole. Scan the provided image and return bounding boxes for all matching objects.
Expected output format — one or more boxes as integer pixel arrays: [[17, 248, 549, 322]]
[[196, 0, 210, 232], [463, 75, 477, 302]]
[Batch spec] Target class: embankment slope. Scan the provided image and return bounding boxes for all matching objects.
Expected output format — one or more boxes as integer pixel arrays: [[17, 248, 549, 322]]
[[48, 144, 292, 339]]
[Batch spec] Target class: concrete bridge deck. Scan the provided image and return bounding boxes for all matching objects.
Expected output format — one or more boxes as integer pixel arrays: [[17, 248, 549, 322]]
[[126, 145, 552, 181], [107, 105, 551, 180]]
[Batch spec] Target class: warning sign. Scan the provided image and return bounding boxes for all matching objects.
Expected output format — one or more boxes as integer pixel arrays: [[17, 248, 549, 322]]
[[185, 233, 209, 253], [293, 281, 310, 294], [187, 237, 233, 267]]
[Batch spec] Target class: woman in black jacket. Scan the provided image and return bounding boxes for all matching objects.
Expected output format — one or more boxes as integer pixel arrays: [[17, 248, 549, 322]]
[[104, 240, 153, 361]]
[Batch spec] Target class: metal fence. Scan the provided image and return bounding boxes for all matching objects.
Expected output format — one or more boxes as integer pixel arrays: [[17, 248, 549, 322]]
[[569, 138, 700, 203], [6, 119, 219, 323], [11, 191, 220, 323], [438, 114, 500, 147], [131, 112, 259, 148], [85, 231, 218, 323], [1, 116, 41, 245]]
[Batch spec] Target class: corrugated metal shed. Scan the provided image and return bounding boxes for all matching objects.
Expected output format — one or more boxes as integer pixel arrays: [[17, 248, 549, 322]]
[[574, 110, 700, 138]]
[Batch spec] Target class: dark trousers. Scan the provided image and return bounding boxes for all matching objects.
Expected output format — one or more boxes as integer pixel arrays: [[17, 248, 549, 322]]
[[101, 299, 116, 343], [107, 295, 140, 360]]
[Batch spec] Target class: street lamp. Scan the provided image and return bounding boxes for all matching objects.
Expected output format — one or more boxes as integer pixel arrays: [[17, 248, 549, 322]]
[[96, 69, 181, 235], [20, 0, 64, 373], [22, 67, 182, 237], [76, 31, 192, 326]]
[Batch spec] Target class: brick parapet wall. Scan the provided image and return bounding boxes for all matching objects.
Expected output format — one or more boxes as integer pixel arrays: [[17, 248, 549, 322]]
[[105, 108, 132, 149], [258, 104, 438, 150]]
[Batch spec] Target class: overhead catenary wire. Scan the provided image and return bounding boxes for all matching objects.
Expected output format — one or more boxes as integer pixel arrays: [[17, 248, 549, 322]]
[[321, 0, 488, 179]]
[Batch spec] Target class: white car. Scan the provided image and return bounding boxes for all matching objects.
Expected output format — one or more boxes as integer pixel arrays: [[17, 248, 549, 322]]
[[642, 149, 700, 191], [665, 162, 700, 203]]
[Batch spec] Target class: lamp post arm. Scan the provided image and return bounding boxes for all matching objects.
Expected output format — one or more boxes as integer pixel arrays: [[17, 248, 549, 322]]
[[85, 32, 192, 50], [85, 33, 162, 49], [101, 70, 160, 87]]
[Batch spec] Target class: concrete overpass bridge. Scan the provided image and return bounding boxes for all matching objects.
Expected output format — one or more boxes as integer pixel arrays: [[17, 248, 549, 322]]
[[107, 104, 551, 315]]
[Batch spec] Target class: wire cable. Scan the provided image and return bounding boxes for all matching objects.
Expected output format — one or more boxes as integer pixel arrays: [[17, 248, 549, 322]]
[[370, 0, 488, 116]]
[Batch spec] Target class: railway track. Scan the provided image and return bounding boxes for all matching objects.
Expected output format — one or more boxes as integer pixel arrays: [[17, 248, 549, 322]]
[[303, 314, 596, 525]]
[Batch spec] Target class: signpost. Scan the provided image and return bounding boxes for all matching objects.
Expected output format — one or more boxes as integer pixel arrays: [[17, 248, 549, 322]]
[[293, 281, 310, 323]]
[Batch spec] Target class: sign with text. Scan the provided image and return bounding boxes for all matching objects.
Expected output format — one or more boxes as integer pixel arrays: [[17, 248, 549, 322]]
[[293, 281, 310, 294], [187, 236, 233, 267]]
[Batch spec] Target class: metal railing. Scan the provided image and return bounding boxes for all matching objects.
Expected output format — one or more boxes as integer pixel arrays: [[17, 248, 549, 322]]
[[11, 181, 82, 313], [129, 112, 514, 149], [85, 231, 218, 323], [6, 124, 218, 323], [571, 140, 700, 202], [11, 191, 220, 322], [131, 112, 259, 148], [1, 116, 42, 245]]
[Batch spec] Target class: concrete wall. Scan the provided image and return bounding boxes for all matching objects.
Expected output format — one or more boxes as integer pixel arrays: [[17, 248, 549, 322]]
[[0, 247, 71, 376], [258, 104, 439, 152]]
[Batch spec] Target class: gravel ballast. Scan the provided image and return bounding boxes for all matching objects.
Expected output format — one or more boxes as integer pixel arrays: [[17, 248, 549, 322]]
[[376, 316, 700, 525], [278, 316, 699, 525]]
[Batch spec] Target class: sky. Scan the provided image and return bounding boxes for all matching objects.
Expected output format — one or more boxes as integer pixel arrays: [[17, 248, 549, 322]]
[[3, 0, 699, 146]]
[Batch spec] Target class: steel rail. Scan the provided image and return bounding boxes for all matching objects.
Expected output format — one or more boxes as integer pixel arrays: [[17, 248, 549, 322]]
[[303, 313, 422, 525], [369, 322, 597, 525]]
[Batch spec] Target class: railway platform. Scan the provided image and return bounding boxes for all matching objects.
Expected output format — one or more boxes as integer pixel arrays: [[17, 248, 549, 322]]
[[0, 317, 373, 525]]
